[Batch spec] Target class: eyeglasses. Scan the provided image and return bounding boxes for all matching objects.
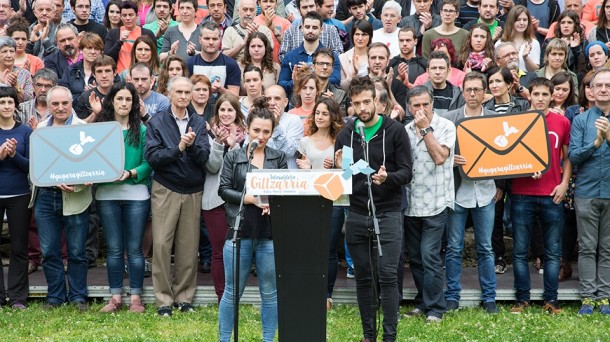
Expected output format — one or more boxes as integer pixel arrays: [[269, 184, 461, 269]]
[[314, 61, 332, 68], [441, 9, 456, 14], [464, 88, 484, 94]]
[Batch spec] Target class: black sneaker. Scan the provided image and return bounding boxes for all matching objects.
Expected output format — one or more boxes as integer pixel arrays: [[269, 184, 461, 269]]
[[199, 262, 211, 273], [495, 257, 507, 274], [157, 306, 173, 317], [176, 302, 195, 313], [446, 300, 459, 311], [43, 302, 63, 310], [143, 260, 152, 278], [482, 301, 499, 314]]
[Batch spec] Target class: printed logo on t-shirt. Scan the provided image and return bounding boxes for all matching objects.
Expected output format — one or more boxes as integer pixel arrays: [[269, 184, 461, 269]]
[[192, 65, 227, 86]]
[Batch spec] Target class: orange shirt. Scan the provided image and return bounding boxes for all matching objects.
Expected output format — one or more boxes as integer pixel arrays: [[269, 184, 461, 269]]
[[253, 14, 291, 63], [15, 54, 45, 75], [117, 27, 143, 74], [174, 0, 209, 24]]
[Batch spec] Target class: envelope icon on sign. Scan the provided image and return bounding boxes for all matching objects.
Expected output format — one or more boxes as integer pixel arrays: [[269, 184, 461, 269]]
[[455, 111, 551, 180], [30, 122, 125, 187]]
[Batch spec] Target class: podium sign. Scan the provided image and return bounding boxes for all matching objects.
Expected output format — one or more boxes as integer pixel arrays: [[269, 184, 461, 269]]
[[246, 169, 352, 200], [30, 122, 125, 187], [456, 111, 551, 180], [248, 169, 351, 342]]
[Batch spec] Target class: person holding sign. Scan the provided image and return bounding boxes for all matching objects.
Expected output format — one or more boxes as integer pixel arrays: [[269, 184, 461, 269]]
[[94, 82, 153, 313], [218, 96, 288, 342], [334, 77, 412, 340], [568, 67, 610, 315], [441, 72, 500, 314], [29, 86, 92, 311], [510, 77, 572, 314], [0, 87, 32, 309]]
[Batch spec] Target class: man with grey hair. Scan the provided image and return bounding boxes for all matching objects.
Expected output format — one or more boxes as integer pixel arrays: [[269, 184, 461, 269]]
[[494, 42, 536, 94], [145, 76, 210, 317], [26, 0, 58, 58], [404, 85, 455, 323], [222, 0, 274, 61], [43, 23, 80, 80], [29, 85, 92, 311], [371, 0, 402, 58], [18, 69, 59, 128]]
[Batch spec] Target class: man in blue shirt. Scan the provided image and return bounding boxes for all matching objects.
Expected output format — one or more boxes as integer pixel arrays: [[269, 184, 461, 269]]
[[278, 11, 341, 98], [129, 63, 170, 119], [569, 68, 610, 315]]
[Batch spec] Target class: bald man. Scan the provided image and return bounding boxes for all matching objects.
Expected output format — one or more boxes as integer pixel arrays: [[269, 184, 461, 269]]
[[222, 0, 274, 61], [264, 85, 303, 169]]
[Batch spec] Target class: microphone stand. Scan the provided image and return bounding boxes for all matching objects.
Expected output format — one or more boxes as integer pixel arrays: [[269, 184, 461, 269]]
[[360, 132, 383, 342], [231, 145, 255, 342]]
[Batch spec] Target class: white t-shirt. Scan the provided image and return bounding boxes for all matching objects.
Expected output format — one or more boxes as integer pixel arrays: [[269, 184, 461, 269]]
[[372, 28, 400, 58]]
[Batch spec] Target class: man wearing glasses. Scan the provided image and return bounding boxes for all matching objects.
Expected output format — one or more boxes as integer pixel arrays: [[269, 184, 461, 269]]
[[422, 0, 468, 60], [313, 48, 347, 115], [440, 71, 501, 314]]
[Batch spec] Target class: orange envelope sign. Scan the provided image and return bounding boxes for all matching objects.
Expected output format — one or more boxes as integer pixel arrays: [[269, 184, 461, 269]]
[[456, 111, 550, 180]]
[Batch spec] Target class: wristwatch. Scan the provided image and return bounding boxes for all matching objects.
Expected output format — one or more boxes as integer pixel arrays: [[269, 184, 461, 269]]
[[420, 127, 434, 137]]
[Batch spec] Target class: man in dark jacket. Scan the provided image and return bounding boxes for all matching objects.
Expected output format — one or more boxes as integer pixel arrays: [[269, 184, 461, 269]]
[[69, 0, 107, 39], [416, 50, 465, 116], [398, 0, 441, 55], [145, 76, 210, 317], [334, 76, 412, 342], [390, 27, 428, 86], [43, 23, 80, 79]]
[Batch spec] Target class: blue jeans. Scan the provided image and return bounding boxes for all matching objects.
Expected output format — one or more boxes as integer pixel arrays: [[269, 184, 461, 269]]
[[35, 188, 89, 304], [328, 207, 347, 298], [97, 199, 150, 295], [511, 195, 563, 302], [218, 239, 277, 342], [445, 202, 496, 303]]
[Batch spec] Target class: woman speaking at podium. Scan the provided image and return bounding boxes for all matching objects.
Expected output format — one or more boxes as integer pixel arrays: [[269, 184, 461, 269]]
[[218, 96, 288, 342]]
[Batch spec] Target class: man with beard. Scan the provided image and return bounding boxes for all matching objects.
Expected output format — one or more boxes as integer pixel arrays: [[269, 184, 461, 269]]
[[390, 27, 429, 86], [279, 11, 340, 98], [495, 42, 537, 96], [334, 76, 412, 341], [18, 69, 59, 128], [129, 63, 170, 119], [462, 0, 504, 40], [68, 0, 107, 39], [222, 0, 274, 61], [404, 85, 455, 323], [26, 0, 58, 58], [314, 48, 347, 114], [43, 23, 80, 81]]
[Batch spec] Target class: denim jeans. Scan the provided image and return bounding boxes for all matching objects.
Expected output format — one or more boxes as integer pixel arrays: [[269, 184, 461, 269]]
[[511, 195, 563, 302], [35, 188, 89, 304], [346, 211, 402, 342], [328, 206, 347, 298], [445, 202, 496, 303], [97, 199, 150, 295], [405, 209, 447, 318], [218, 239, 277, 342]]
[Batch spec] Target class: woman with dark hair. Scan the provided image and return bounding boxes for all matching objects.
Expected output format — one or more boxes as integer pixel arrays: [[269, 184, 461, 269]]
[[190, 74, 213, 122], [120, 35, 161, 81], [495, 5, 540, 72], [289, 69, 320, 123], [59, 33, 104, 101], [240, 65, 265, 118], [240, 32, 280, 91], [94, 82, 152, 313], [103, 0, 123, 31], [543, 10, 586, 75], [589, 0, 610, 44], [339, 19, 373, 91], [218, 96, 287, 342], [456, 23, 495, 72], [413, 38, 466, 89], [0, 86, 32, 309], [483, 66, 530, 114], [104, 0, 156, 74], [560, 70, 595, 282], [7, 17, 44, 74], [157, 55, 189, 95], [202, 93, 246, 301], [296, 97, 345, 309], [586, 41, 609, 71], [550, 71, 577, 115]]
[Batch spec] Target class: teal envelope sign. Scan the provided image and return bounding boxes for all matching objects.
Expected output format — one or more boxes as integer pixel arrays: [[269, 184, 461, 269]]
[[30, 122, 125, 187]]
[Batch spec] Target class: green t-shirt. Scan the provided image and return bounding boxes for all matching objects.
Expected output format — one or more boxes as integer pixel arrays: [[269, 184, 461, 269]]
[[355, 116, 383, 142]]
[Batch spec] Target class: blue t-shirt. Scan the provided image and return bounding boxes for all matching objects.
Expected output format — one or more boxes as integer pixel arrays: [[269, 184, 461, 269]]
[[143, 91, 170, 117], [186, 53, 241, 89]]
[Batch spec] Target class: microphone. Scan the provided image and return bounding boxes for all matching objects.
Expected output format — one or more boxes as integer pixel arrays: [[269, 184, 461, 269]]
[[249, 139, 259, 157], [356, 121, 366, 142]]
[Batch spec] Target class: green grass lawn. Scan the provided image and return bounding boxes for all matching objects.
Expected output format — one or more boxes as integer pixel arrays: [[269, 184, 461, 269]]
[[3, 301, 610, 341]]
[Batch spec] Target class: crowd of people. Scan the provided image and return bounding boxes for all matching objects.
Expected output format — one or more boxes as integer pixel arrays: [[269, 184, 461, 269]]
[[0, 0, 610, 340]]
